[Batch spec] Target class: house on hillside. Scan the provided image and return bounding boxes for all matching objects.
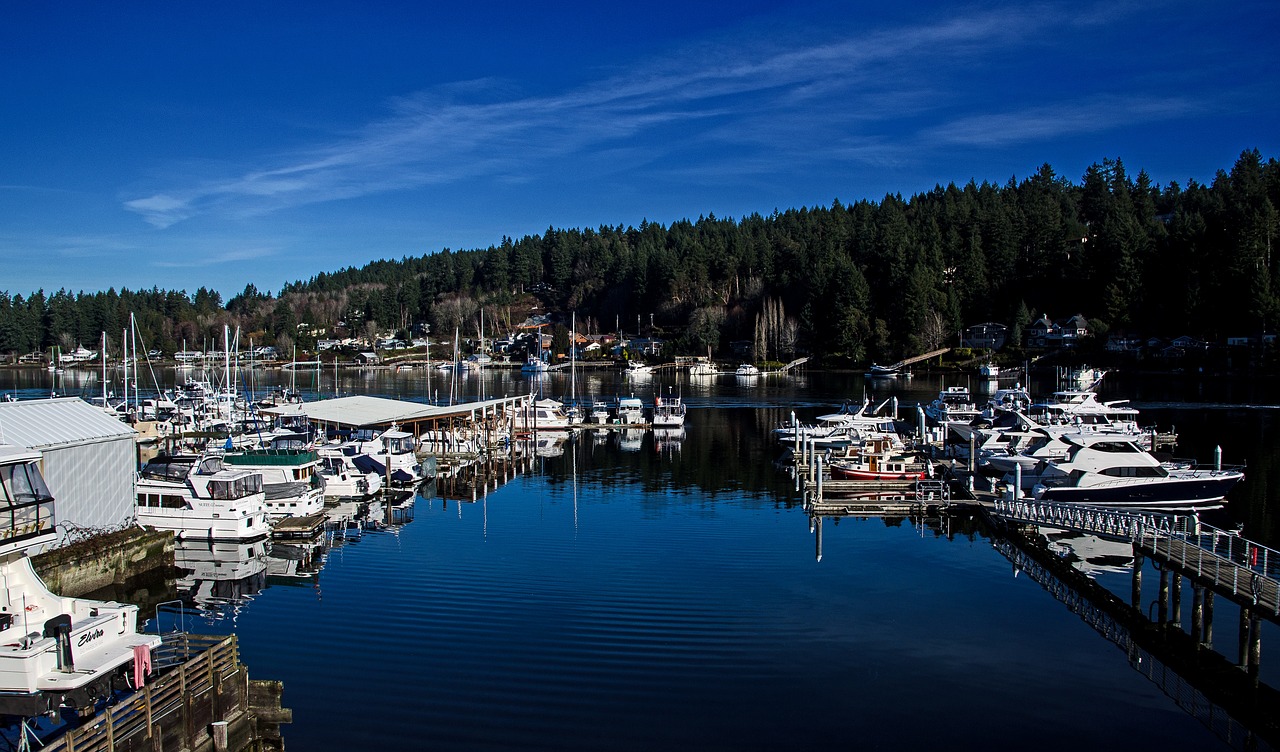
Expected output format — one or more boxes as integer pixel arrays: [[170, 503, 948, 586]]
[[961, 322, 1007, 350]]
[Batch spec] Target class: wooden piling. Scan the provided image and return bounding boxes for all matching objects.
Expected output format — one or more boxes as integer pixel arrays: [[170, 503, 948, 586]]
[[1171, 573, 1182, 628]]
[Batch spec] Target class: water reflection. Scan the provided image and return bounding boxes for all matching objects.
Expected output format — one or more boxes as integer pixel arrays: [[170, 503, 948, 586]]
[[173, 538, 269, 625]]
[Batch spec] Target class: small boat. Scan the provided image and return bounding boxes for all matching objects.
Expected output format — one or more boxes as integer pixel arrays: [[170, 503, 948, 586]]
[[979, 362, 1000, 378], [530, 398, 575, 430], [829, 439, 927, 481], [587, 399, 611, 425], [625, 361, 653, 378], [652, 396, 687, 428], [136, 454, 272, 540], [317, 448, 382, 500], [735, 364, 760, 377], [688, 360, 717, 377], [520, 356, 549, 374], [616, 397, 645, 425], [866, 363, 900, 377]]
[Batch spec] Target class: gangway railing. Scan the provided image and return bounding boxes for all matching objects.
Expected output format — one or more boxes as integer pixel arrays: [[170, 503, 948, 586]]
[[992, 497, 1191, 539]]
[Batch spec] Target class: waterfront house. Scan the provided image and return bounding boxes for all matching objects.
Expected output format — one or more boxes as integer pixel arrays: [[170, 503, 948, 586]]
[[961, 322, 1007, 350]]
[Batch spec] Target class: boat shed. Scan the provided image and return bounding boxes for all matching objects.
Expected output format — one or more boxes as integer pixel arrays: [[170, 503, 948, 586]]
[[259, 394, 533, 442], [0, 397, 138, 548]]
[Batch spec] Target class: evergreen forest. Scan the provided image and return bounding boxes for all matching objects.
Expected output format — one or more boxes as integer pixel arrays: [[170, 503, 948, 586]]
[[2, 150, 1277, 365]]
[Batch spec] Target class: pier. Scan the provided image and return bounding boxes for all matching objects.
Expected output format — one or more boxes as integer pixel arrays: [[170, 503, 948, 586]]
[[989, 497, 1280, 683], [34, 634, 288, 752]]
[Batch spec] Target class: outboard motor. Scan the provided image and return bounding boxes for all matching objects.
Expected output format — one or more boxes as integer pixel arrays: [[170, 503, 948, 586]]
[[44, 614, 74, 673]]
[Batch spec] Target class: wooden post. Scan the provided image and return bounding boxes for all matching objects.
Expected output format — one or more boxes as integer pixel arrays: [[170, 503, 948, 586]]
[[1170, 573, 1182, 628], [211, 720, 229, 752], [1131, 548, 1143, 610], [1247, 613, 1262, 683], [105, 704, 115, 751], [182, 663, 196, 750], [1203, 590, 1215, 648], [1238, 607, 1251, 668], [1157, 568, 1169, 624], [1191, 585, 1204, 644], [210, 647, 221, 718], [145, 681, 155, 738]]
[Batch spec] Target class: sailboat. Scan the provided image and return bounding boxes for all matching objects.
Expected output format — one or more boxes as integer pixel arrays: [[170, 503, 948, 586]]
[[521, 324, 549, 373]]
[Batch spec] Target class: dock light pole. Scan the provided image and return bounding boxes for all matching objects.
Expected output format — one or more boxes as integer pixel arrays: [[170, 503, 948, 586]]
[[1215, 446, 1222, 471], [917, 407, 926, 442], [892, 396, 898, 420], [1014, 463, 1022, 500]]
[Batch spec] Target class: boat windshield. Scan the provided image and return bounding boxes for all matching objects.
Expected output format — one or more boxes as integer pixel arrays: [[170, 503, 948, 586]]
[[207, 474, 263, 500], [141, 459, 194, 482], [0, 461, 53, 505]]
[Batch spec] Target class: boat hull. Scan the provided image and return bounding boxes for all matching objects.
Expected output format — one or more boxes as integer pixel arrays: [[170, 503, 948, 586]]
[[1037, 472, 1242, 512]]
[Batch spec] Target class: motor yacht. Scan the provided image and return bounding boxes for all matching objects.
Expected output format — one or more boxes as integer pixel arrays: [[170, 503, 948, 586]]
[[136, 454, 272, 540]]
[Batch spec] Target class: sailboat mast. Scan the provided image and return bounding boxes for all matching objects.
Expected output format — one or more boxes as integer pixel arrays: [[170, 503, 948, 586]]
[[101, 331, 108, 406], [130, 313, 139, 414]]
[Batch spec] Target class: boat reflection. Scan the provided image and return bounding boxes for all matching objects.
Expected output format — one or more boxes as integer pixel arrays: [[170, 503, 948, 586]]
[[173, 538, 269, 624]]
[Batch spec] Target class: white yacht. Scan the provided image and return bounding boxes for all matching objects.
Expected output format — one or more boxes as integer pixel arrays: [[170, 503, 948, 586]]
[[735, 364, 760, 377], [924, 386, 980, 425], [222, 447, 327, 519], [616, 396, 645, 425], [530, 398, 575, 430], [0, 444, 164, 716], [136, 454, 272, 540], [343, 427, 428, 487], [1016, 434, 1244, 512], [587, 399, 611, 425], [625, 361, 653, 378], [316, 447, 382, 500]]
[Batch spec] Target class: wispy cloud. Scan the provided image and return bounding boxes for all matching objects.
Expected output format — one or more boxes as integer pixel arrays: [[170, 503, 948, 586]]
[[122, 2, 1200, 228], [920, 96, 1205, 147]]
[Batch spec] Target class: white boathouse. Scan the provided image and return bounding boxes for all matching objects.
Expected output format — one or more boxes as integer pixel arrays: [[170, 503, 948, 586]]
[[0, 397, 138, 549]]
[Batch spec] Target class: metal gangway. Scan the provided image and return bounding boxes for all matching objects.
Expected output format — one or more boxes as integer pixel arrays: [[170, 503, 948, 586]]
[[992, 497, 1280, 619]]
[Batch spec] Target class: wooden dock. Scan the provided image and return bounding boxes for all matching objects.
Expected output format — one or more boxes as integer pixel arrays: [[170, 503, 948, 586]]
[[37, 634, 288, 752], [271, 511, 328, 540]]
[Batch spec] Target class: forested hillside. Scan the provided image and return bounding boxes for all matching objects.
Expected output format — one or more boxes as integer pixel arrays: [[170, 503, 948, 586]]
[[3, 150, 1276, 364]]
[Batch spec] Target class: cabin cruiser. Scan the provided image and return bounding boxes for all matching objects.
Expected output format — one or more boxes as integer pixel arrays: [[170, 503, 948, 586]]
[[616, 397, 645, 425], [1011, 433, 1244, 512], [775, 398, 902, 450], [0, 444, 163, 716], [222, 447, 327, 519], [342, 426, 429, 487], [521, 356, 549, 374], [688, 360, 717, 377], [529, 398, 575, 430], [924, 386, 980, 425], [136, 454, 272, 540], [316, 447, 382, 500], [735, 364, 760, 377], [586, 399, 611, 425], [652, 396, 687, 428], [1027, 390, 1141, 433], [829, 439, 927, 481], [625, 360, 653, 378]]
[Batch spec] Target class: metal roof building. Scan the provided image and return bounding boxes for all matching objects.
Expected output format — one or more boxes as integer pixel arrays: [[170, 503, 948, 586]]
[[0, 397, 138, 547], [261, 395, 530, 430]]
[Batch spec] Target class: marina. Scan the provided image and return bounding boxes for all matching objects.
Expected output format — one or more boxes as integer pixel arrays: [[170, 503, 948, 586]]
[[0, 365, 1277, 751]]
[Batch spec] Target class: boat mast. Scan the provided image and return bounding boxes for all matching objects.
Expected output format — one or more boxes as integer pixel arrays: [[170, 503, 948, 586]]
[[101, 330, 108, 407], [130, 312, 139, 416]]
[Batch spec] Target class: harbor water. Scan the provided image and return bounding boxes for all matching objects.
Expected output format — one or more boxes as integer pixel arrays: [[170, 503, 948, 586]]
[[2, 366, 1278, 750]]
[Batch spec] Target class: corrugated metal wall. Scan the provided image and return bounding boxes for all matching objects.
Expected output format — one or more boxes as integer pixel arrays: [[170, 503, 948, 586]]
[[40, 437, 136, 546]]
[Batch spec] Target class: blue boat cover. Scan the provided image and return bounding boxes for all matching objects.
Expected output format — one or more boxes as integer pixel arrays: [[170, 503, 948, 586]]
[[352, 455, 385, 474]]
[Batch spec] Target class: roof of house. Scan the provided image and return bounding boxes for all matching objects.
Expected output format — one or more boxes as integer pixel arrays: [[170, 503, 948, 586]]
[[0, 397, 137, 449]]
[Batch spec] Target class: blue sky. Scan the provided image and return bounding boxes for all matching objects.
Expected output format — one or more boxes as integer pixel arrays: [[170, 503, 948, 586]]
[[3, 0, 1277, 299]]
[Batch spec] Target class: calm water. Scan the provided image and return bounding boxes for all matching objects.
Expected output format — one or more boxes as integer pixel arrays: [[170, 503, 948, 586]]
[[4, 366, 1279, 750]]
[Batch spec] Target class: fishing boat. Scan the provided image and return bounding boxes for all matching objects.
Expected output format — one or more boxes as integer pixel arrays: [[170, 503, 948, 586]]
[[0, 444, 163, 716], [652, 395, 687, 428], [829, 439, 927, 481], [136, 454, 272, 540]]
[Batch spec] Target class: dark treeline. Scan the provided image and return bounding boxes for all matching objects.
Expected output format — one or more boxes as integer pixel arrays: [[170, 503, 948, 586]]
[[4, 150, 1277, 364]]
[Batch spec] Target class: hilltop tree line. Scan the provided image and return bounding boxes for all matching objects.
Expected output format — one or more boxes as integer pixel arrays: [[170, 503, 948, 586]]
[[2, 150, 1277, 365]]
